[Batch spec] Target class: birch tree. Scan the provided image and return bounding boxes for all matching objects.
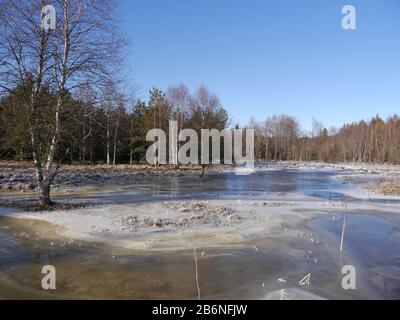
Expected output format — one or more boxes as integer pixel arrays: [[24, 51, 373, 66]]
[[167, 84, 189, 167], [0, 0, 126, 206]]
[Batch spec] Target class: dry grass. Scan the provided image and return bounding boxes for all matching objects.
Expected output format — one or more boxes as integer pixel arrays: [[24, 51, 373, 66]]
[[0, 160, 206, 172], [367, 181, 400, 196], [0, 161, 220, 194]]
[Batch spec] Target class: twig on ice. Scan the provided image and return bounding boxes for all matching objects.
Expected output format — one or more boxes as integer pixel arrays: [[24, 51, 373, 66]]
[[194, 248, 201, 300], [340, 196, 348, 253], [298, 273, 311, 287]]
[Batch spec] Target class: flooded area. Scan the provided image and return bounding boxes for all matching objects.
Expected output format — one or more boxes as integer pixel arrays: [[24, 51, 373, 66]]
[[1, 167, 400, 299]]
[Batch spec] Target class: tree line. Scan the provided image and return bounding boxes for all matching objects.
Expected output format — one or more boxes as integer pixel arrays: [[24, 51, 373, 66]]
[[249, 114, 400, 164], [2, 83, 400, 166]]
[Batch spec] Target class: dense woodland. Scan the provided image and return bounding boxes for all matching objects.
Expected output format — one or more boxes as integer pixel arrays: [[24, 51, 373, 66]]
[[0, 83, 230, 164], [1, 84, 399, 165]]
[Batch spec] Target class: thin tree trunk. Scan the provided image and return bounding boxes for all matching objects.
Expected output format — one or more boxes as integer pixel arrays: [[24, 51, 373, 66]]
[[82, 109, 87, 163], [130, 114, 133, 165], [112, 108, 121, 165], [89, 117, 93, 163], [106, 114, 111, 165]]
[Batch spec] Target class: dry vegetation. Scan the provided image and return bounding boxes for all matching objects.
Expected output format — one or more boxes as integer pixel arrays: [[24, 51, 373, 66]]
[[0, 161, 209, 193], [115, 201, 257, 232], [367, 181, 400, 197]]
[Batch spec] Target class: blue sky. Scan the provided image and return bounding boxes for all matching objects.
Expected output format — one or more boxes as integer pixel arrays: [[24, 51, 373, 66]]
[[118, 0, 400, 132]]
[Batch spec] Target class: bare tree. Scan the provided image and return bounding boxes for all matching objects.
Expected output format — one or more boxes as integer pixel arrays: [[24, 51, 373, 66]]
[[188, 86, 229, 175], [167, 83, 189, 167], [0, 0, 126, 206]]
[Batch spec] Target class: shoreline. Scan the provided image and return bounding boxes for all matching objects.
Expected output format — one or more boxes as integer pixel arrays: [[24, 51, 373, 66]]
[[1, 161, 400, 252], [2, 160, 400, 197]]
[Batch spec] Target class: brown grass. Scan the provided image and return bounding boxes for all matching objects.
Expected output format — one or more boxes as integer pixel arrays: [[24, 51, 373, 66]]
[[367, 181, 400, 196]]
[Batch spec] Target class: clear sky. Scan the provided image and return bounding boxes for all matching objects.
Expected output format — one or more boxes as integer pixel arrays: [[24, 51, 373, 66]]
[[118, 0, 400, 132]]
